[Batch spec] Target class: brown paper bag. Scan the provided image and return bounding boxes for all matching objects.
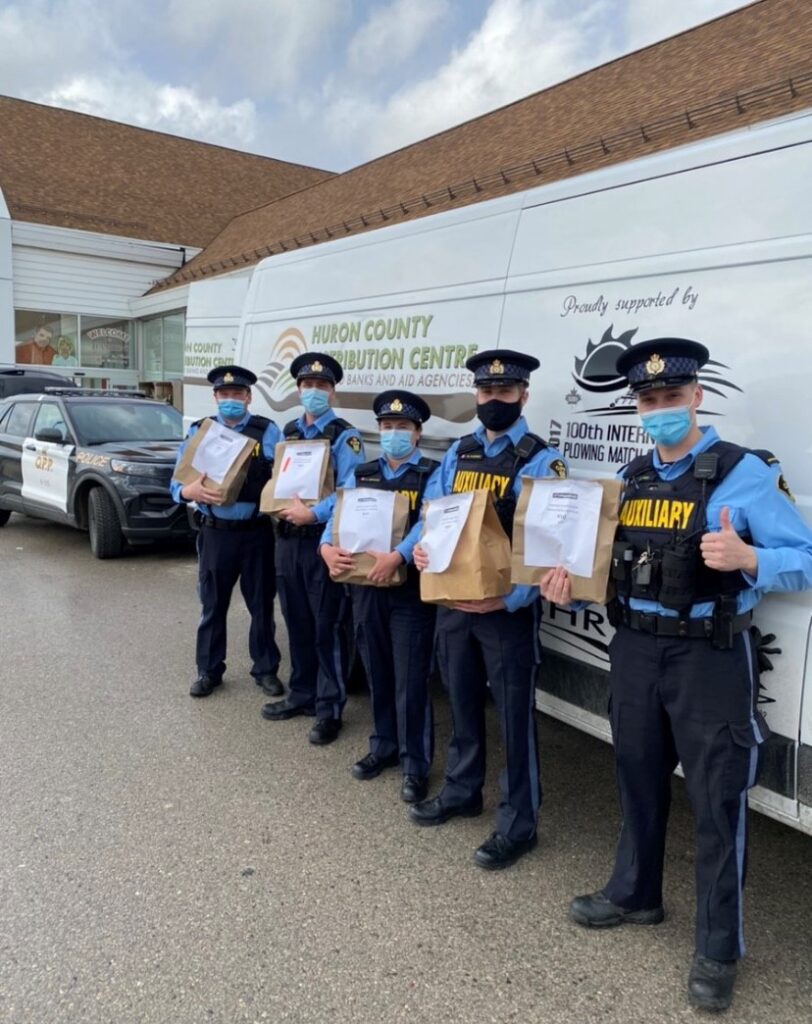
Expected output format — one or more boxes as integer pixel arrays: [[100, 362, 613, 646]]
[[511, 476, 622, 603], [260, 439, 334, 516], [172, 418, 257, 506], [420, 488, 512, 606], [332, 488, 411, 587]]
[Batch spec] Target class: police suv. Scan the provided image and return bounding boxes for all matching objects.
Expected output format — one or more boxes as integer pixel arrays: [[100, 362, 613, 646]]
[[0, 389, 191, 558]]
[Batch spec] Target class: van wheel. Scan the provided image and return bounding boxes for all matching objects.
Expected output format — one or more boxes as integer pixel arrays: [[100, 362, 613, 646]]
[[0, 509, 10, 527], [88, 487, 124, 559]]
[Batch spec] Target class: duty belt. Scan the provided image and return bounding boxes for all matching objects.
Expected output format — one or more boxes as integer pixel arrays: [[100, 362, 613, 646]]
[[275, 520, 323, 539], [619, 606, 752, 639], [200, 515, 270, 532]]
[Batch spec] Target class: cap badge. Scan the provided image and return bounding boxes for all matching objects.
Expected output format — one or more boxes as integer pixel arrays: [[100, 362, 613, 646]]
[[645, 353, 665, 377], [311, 360, 323, 373], [390, 398, 403, 412], [489, 359, 505, 376], [223, 372, 234, 383]]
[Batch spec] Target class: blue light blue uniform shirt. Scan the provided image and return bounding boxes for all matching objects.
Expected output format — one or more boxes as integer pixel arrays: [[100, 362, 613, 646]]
[[430, 416, 569, 613], [321, 447, 442, 563], [170, 411, 281, 520], [621, 425, 812, 617], [289, 409, 365, 523]]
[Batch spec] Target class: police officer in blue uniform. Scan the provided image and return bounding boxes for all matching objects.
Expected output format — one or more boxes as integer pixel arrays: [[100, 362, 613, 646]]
[[171, 365, 283, 699], [320, 390, 441, 803], [262, 353, 365, 745], [541, 338, 812, 1013], [411, 350, 569, 870]]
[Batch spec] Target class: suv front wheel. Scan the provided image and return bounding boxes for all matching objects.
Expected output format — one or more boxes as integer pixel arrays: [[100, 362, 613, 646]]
[[0, 509, 11, 527], [88, 487, 124, 559]]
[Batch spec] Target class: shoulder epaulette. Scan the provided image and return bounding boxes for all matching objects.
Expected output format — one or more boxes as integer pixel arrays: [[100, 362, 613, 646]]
[[283, 418, 302, 439], [514, 432, 548, 461], [416, 456, 440, 474]]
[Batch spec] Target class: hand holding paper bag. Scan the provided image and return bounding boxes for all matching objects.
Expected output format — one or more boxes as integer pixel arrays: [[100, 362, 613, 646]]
[[512, 476, 622, 604]]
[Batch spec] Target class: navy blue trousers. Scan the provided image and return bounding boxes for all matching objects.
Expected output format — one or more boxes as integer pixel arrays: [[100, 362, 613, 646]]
[[195, 523, 280, 679], [434, 603, 542, 841], [352, 577, 436, 777], [275, 532, 348, 721], [604, 626, 766, 961]]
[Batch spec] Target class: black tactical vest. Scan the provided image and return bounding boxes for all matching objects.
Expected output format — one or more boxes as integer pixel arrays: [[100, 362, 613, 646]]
[[355, 456, 440, 531], [195, 415, 274, 506], [614, 440, 761, 610], [450, 431, 549, 537]]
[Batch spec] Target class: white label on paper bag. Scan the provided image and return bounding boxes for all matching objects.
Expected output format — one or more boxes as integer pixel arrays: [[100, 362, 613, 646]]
[[191, 421, 251, 484], [524, 478, 602, 577], [274, 442, 324, 500], [422, 491, 475, 573], [337, 487, 397, 554]]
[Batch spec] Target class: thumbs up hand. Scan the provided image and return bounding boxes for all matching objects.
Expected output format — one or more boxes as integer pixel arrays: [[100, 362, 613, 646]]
[[700, 507, 758, 576]]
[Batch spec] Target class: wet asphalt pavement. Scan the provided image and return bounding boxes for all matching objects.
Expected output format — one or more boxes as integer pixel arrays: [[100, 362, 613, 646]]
[[1, 514, 810, 1024]]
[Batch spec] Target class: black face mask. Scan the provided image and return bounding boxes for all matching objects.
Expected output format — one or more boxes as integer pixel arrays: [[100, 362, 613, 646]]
[[476, 398, 522, 432]]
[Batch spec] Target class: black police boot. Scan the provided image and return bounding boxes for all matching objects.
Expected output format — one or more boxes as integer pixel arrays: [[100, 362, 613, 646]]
[[409, 793, 483, 827], [351, 751, 399, 780], [261, 698, 316, 721], [255, 673, 284, 697], [190, 673, 222, 698], [569, 891, 665, 928], [688, 955, 737, 1012], [400, 775, 429, 803], [473, 831, 537, 870], [309, 718, 343, 746]]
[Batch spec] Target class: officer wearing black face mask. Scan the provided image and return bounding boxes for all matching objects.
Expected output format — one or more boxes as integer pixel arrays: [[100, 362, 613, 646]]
[[411, 350, 568, 871]]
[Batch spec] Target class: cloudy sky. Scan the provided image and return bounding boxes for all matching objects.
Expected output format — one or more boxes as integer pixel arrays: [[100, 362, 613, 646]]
[[0, 0, 749, 171]]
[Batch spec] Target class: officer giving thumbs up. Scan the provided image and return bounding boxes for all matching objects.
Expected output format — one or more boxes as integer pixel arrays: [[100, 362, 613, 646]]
[[540, 337, 812, 1014]]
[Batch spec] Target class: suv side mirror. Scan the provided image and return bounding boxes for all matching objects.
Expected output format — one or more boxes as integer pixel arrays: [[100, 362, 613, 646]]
[[35, 428, 67, 443]]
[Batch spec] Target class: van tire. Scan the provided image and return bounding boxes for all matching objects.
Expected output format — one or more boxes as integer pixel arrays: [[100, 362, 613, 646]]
[[88, 487, 124, 559], [0, 509, 10, 527]]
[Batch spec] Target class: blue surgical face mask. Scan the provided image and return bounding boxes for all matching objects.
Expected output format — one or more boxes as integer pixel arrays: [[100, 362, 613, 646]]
[[218, 399, 247, 420], [639, 404, 693, 446], [300, 387, 331, 416], [379, 429, 415, 460]]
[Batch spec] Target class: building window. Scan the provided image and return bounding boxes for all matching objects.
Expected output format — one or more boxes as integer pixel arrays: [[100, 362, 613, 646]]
[[138, 311, 185, 381], [15, 310, 134, 371], [14, 310, 79, 367], [80, 315, 133, 369]]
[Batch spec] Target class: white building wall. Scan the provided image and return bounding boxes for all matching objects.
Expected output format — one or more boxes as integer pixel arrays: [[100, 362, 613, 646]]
[[0, 189, 14, 366], [11, 222, 192, 317]]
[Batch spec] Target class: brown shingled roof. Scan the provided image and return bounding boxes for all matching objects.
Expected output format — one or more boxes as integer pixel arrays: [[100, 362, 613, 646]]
[[154, 0, 812, 291], [0, 96, 334, 247]]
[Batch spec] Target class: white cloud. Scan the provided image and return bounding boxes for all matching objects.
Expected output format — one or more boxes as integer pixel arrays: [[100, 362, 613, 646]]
[[40, 72, 259, 151], [623, 0, 748, 52], [0, 0, 124, 93], [348, 0, 450, 75], [326, 0, 612, 161], [165, 0, 353, 91]]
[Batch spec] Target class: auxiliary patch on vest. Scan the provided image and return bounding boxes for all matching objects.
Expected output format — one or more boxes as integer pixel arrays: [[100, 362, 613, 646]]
[[618, 498, 696, 531], [451, 470, 511, 498]]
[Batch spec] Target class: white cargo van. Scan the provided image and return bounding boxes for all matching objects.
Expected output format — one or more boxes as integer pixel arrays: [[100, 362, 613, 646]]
[[186, 111, 812, 834]]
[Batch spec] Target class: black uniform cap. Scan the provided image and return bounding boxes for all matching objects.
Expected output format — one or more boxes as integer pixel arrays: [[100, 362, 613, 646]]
[[373, 389, 431, 425], [465, 348, 540, 385], [207, 364, 257, 389], [616, 338, 709, 392], [289, 352, 343, 384]]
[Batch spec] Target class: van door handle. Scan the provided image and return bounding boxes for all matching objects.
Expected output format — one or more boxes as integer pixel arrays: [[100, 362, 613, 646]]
[[24, 443, 36, 451]]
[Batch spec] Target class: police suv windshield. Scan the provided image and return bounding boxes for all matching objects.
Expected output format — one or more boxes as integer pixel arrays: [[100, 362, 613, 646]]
[[67, 401, 184, 445]]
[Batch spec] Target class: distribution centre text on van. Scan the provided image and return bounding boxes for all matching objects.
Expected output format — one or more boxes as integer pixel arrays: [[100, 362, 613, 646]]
[[311, 315, 434, 345], [320, 343, 478, 372]]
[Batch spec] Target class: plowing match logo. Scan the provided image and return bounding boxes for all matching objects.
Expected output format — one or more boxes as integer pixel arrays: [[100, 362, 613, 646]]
[[571, 326, 742, 416]]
